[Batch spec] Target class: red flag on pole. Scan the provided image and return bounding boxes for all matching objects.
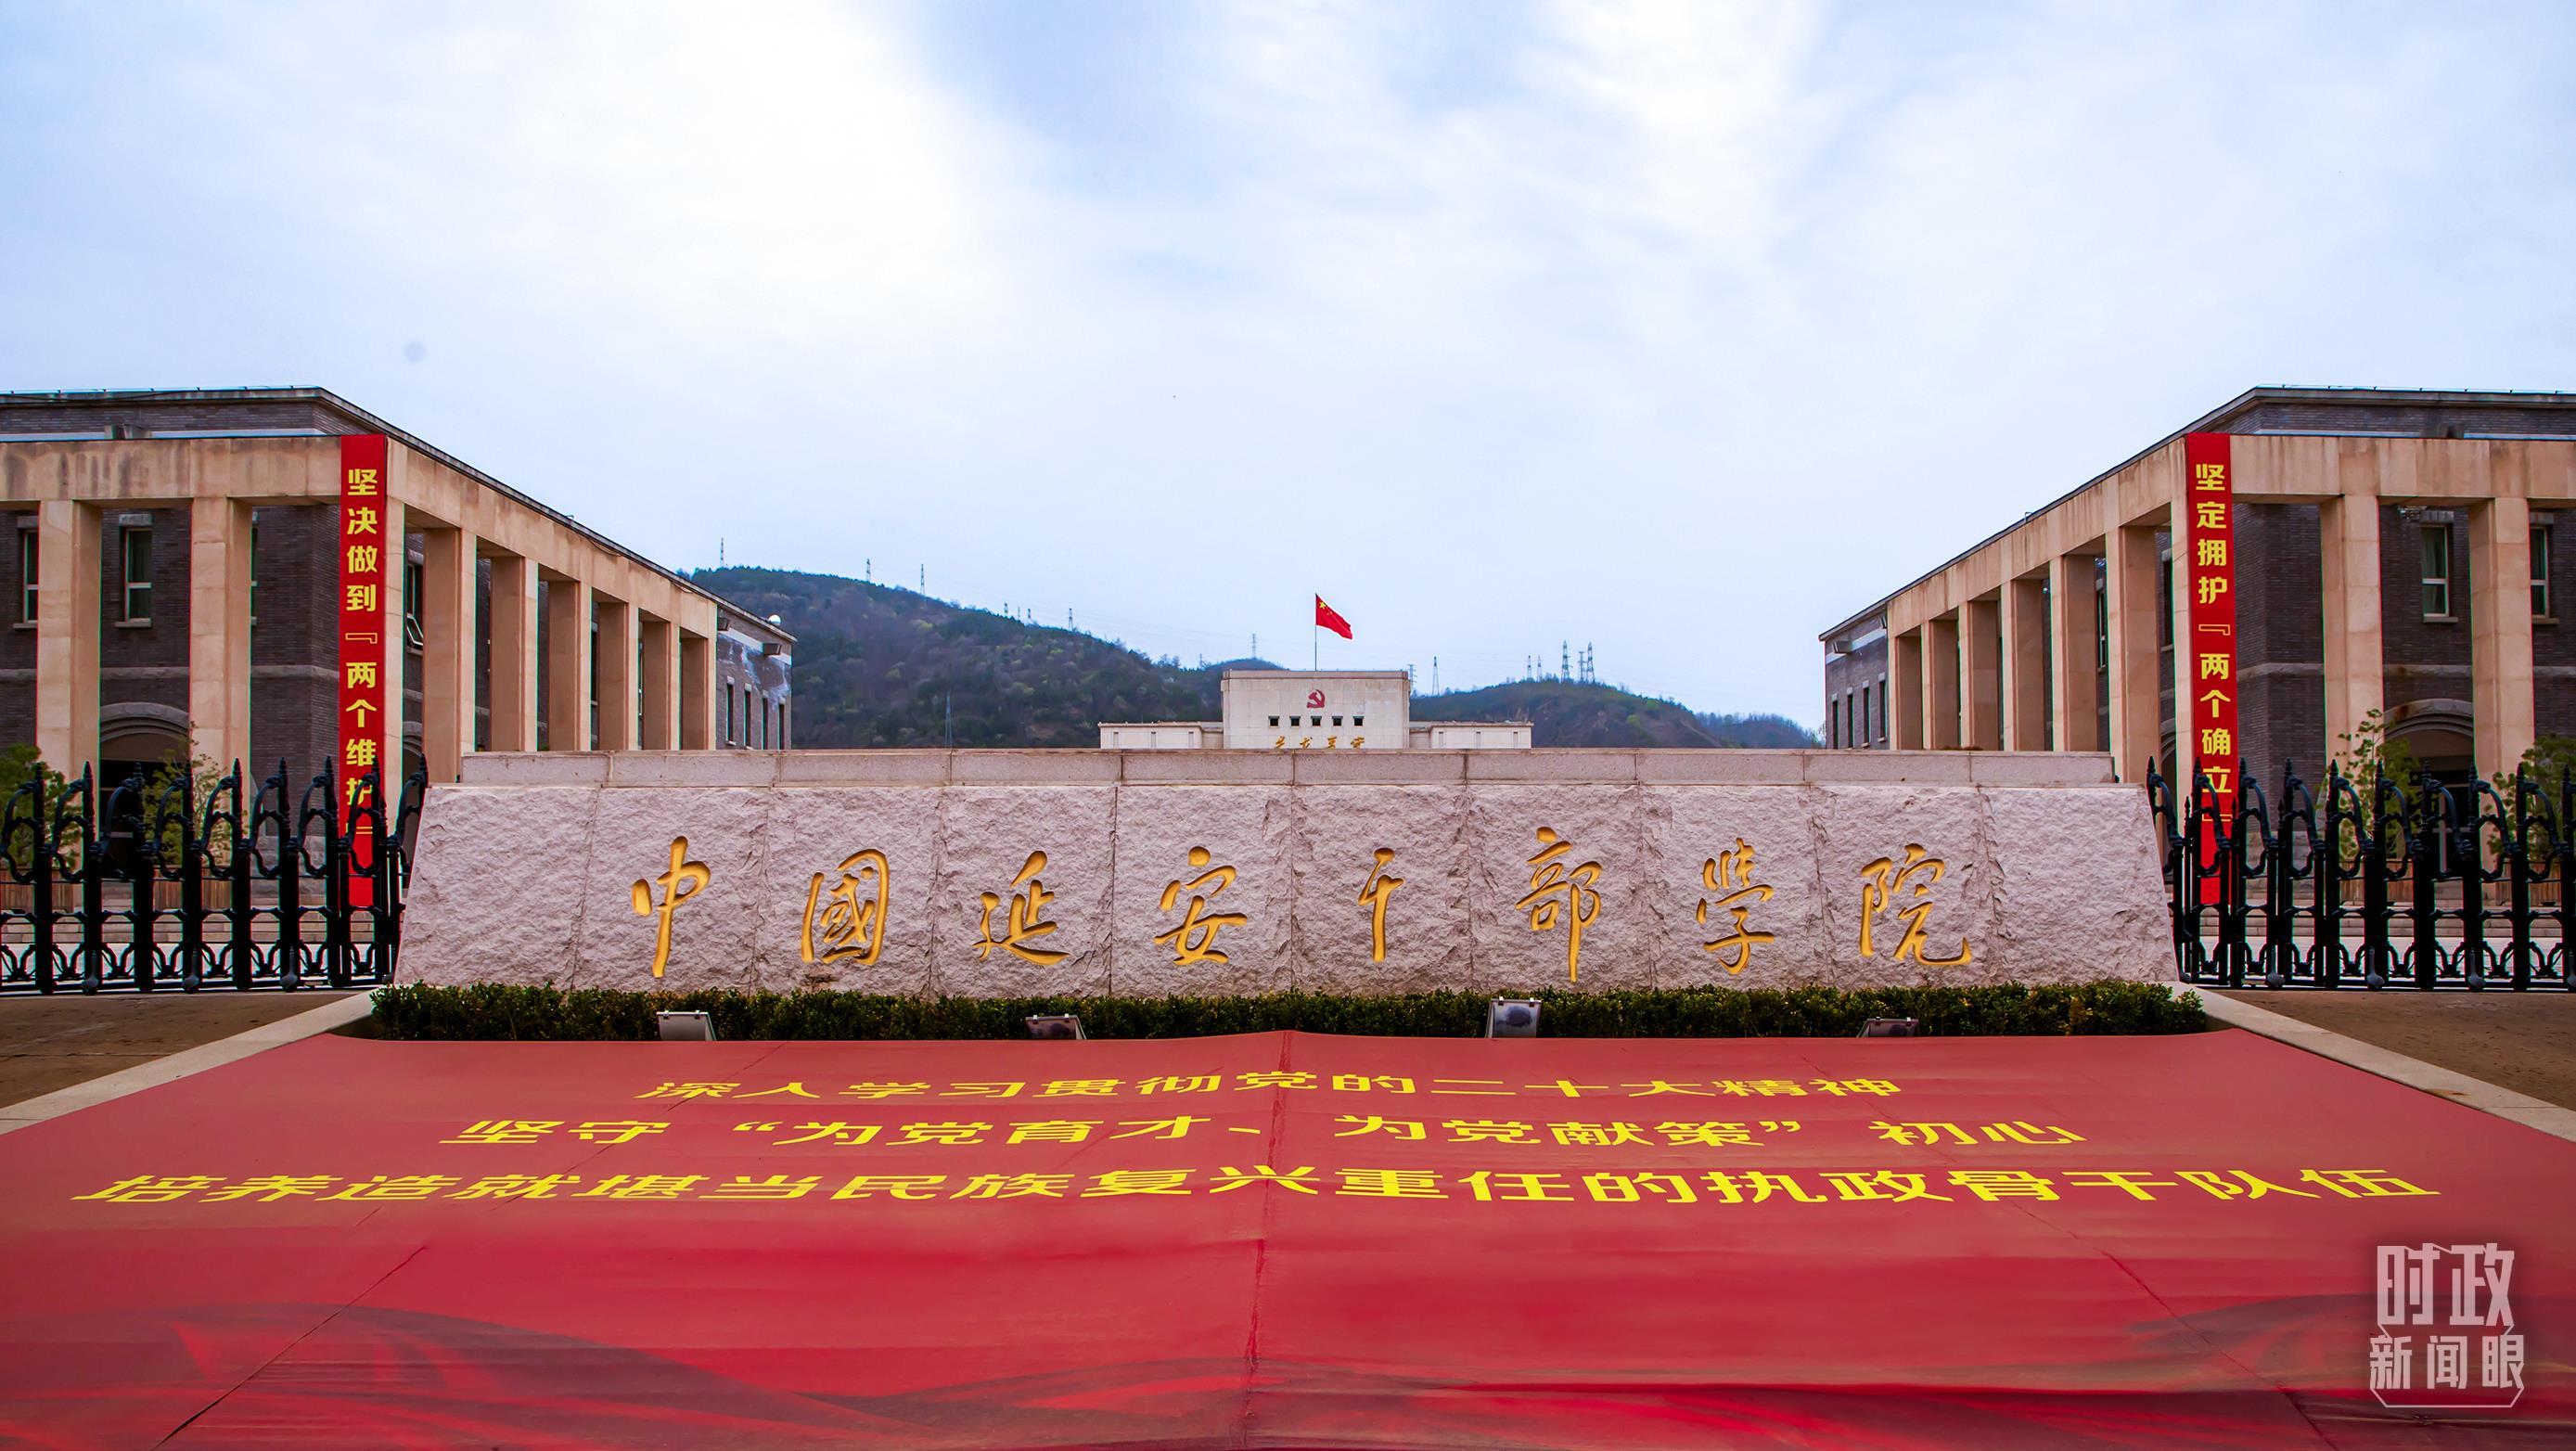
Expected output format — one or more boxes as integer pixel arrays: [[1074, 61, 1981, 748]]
[[1314, 596, 1352, 639]]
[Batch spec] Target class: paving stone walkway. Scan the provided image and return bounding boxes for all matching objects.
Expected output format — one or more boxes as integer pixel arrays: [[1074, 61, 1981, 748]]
[[2208, 987, 2576, 1111], [0, 992, 363, 1107]]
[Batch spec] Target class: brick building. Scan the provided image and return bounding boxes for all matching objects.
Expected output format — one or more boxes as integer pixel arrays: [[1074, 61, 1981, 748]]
[[1819, 388, 2576, 795], [2, 388, 792, 792]]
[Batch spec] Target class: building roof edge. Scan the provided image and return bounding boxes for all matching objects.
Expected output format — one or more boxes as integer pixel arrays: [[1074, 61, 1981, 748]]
[[1815, 384, 2576, 642], [0, 385, 795, 643]]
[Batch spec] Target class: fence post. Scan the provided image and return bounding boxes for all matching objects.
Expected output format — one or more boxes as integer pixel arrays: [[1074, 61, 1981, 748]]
[[71, 771, 105, 994], [220, 766, 253, 992], [317, 774, 350, 992], [28, 787, 57, 995], [172, 768, 202, 992], [2507, 769, 2535, 992], [2410, 776, 2441, 990], [275, 768, 302, 991], [119, 779, 155, 993], [2259, 767, 2298, 986]]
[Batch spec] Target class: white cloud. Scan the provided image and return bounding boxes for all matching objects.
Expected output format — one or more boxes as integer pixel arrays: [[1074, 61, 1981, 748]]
[[1, 0, 2570, 720]]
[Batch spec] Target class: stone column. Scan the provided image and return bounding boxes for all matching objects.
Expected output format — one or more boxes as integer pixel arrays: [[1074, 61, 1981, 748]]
[[33, 500, 101, 778], [2049, 551, 2100, 752], [1924, 613, 1961, 750], [186, 496, 252, 772], [679, 630, 713, 750], [419, 527, 478, 781], [543, 575, 591, 751], [2105, 521, 2164, 780], [486, 553, 539, 752], [2319, 494, 2386, 764], [595, 597, 636, 752], [2470, 495, 2537, 782], [2001, 574, 2047, 751], [1960, 595, 2002, 751], [640, 615, 678, 750], [2168, 518, 2202, 790], [1890, 628, 1925, 750]]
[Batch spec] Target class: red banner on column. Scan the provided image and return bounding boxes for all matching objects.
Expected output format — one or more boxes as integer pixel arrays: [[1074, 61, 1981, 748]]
[[338, 434, 390, 907], [2183, 432, 2237, 815]]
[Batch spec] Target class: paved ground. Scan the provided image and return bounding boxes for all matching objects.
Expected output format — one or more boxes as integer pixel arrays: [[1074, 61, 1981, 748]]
[[2208, 987, 2576, 1111], [0, 992, 363, 1107]]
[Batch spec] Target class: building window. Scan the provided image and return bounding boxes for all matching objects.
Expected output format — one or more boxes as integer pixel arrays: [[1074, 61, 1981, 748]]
[[1331, 714, 1343, 727], [2421, 524, 2454, 619], [403, 557, 425, 650], [724, 684, 736, 744], [119, 526, 151, 622], [2094, 571, 2108, 676], [2158, 546, 2172, 648], [17, 530, 33, 623], [1268, 715, 1279, 727], [2038, 579, 2055, 751], [247, 519, 259, 623], [2535, 524, 2554, 619], [1352, 714, 1364, 726]]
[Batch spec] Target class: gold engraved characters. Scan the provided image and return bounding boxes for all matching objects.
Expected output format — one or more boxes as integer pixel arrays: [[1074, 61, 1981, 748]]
[[1157, 847, 1249, 966], [1695, 840, 1775, 974], [976, 851, 1067, 967], [1857, 845, 1971, 967], [1358, 848, 1403, 962], [801, 850, 890, 967], [631, 836, 711, 980], [1517, 828, 1603, 982]]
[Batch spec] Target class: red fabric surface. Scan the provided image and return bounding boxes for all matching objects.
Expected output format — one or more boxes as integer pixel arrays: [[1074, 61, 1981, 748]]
[[0, 1027, 2568, 1448]]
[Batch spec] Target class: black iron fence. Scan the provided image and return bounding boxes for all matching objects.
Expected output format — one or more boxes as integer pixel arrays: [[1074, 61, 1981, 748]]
[[2151, 761, 2576, 991], [0, 762, 427, 995]]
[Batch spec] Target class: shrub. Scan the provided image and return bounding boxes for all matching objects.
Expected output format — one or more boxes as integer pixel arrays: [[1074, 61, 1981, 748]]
[[369, 980, 2202, 1042]]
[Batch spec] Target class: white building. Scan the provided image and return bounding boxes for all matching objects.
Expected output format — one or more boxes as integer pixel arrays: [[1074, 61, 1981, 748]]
[[1099, 670, 1532, 751]]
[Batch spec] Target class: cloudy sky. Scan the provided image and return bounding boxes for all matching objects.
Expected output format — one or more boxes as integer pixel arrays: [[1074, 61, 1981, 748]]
[[4, 2, 2571, 722]]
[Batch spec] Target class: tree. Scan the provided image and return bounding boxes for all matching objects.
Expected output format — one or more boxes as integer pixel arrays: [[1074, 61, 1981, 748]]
[[2328, 710, 2421, 858]]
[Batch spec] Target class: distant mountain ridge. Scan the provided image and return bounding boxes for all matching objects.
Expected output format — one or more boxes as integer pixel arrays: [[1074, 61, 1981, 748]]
[[691, 566, 1817, 750], [1415, 681, 1721, 749]]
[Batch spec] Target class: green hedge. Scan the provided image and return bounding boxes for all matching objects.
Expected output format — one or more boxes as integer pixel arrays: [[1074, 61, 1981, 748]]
[[369, 981, 2201, 1042]]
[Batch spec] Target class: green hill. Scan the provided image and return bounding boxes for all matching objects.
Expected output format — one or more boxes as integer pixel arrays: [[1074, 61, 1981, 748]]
[[692, 567, 1229, 748], [1418, 681, 1725, 748], [691, 566, 1813, 750], [1694, 711, 1821, 749]]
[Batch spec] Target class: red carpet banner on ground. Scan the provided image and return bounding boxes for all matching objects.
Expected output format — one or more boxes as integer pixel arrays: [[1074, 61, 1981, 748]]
[[0, 1030, 2568, 1448]]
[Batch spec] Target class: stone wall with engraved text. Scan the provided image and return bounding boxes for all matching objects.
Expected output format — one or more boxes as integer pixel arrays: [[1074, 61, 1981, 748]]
[[400, 750, 2170, 994]]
